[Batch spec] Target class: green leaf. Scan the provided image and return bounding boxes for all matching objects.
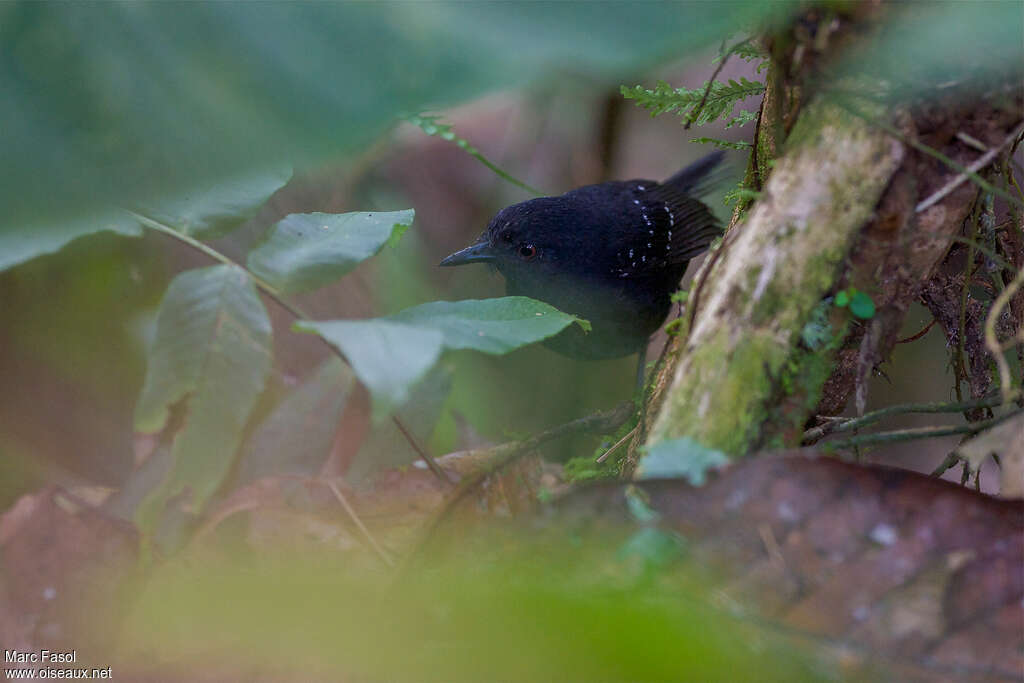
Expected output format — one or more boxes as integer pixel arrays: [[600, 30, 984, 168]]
[[636, 438, 729, 486], [0, 211, 142, 273], [849, 291, 876, 319], [247, 210, 414, 293], [622, 77, 765, 127], [402, 114, 543, 196], [134, 264, 273, 520], [3, 2, 793, 248], [387, 297, 587, 354], [294, 319, 444, 421], [295, 297, 584, 420], [235, 358, 355, 485], [834, 289, 851, 307], [725, 109, 758, 129], [139, 168, 292, 240]]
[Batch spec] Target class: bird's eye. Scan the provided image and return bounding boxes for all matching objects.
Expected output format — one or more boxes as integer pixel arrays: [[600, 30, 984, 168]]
[[518, 244, 538, 260]]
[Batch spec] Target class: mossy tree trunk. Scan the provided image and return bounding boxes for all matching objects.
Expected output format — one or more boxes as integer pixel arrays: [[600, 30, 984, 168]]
[[631, 13, 1023, 471]]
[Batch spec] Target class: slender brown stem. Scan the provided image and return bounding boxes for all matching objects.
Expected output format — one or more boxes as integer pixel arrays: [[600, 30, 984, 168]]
[[392, 416, 452, 484], [325, 479, 394, 567], [824, 407, 1022, 451], [803, 393, 1005, 444]]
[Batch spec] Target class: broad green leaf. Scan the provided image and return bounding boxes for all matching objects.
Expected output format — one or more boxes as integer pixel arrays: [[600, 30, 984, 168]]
[[1, 2, 793, 261], [294, 319, 444, 421], [387, 297, 587, 354], [637, 438, 729, 485], [0, 211, 141, 273], [834, 290, 850, 307], [247, 210, 414, 294], [295, 297, 582, 420], [235, 358, 355, 486], [347, 364, 453, 483], [135, 265, 273, 520], [139, 168, 292, 240]]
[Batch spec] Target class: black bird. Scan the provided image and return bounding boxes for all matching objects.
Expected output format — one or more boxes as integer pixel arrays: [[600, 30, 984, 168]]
[[440, 151, 725, 366]]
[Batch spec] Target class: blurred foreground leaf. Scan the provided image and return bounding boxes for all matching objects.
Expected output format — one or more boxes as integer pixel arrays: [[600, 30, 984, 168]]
[[247, 209, 414, 293], [134, 265, 272, 521], [123, 550, 821, 683], [138, 168, 292, 240], [1, 1, 789, 264], [637, 437, 729, 485]]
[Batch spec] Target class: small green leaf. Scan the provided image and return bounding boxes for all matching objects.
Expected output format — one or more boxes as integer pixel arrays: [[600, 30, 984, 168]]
[[294, 319, 444, 421], [139, 168, 292, 240], [387, 297, 587, 354], [247, 210, 414, 293], [134, 265, 273, 525], [834, 289, 851, 307], [725, 109, 758, 129], [670, 289, 689, 304], [637, 438, 729, 486], [386, 220, 412, 249], [849, 291, 876, 319]]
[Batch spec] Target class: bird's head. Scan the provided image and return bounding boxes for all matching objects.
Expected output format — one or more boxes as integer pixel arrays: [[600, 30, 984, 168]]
[[439, 199, 570, 281]]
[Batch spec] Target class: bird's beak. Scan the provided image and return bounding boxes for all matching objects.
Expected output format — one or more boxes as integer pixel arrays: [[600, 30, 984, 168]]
[[439, 239, 495, 267]]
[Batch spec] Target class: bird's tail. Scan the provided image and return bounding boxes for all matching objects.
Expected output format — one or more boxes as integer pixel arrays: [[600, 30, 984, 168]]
[[660, 150, 731, 199]]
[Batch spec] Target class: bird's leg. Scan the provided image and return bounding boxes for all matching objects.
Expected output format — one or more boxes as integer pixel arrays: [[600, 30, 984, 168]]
[[633, 346, 648, 398]]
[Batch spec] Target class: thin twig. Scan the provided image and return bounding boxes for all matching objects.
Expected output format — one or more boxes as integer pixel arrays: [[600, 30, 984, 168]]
[[802, 393, 1005, 444], [930, 452, 962, 477], [595, 426, 638, 464], [986, 265, 1024, 407], [823, 407, 1022, 451], [948, 234, 1016, 273], [134, 210, 450, 483], [894, 318, 937, 344], [392, 415, 452, 484], [955, 131, 989, 153], [129, 210, 309, 320], [326, 479, 394, 567], [684, 38, 742, 130], [915, 121, 1024, 213]]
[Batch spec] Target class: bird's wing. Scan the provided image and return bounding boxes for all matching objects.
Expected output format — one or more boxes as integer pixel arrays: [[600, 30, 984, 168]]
[[605, 180, 721, 278]]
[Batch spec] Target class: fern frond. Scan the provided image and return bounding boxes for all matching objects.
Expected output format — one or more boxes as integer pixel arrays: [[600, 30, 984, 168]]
[[621, 77, 765, 128], [725, 110, 758, 129], [690, 137, 753, 151], [730, 40, 768, 63], [401, 113, 543, 196]]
